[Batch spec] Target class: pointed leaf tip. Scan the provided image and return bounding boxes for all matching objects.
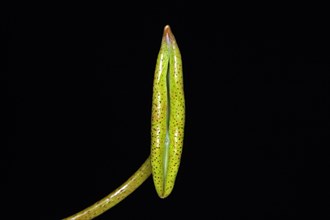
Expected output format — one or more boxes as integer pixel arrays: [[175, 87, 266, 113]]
[[163, 25, 176, 44]]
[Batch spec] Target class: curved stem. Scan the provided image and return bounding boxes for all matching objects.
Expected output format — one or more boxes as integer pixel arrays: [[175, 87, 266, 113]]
[[63, 157, 152, 220]]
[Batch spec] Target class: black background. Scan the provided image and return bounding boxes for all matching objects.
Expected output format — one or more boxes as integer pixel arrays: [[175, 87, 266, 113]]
[[3, 4, 329, 220]]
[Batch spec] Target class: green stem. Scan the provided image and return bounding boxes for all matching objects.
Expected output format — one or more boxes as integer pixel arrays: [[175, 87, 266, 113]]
[[63, 157, 152, 220]]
